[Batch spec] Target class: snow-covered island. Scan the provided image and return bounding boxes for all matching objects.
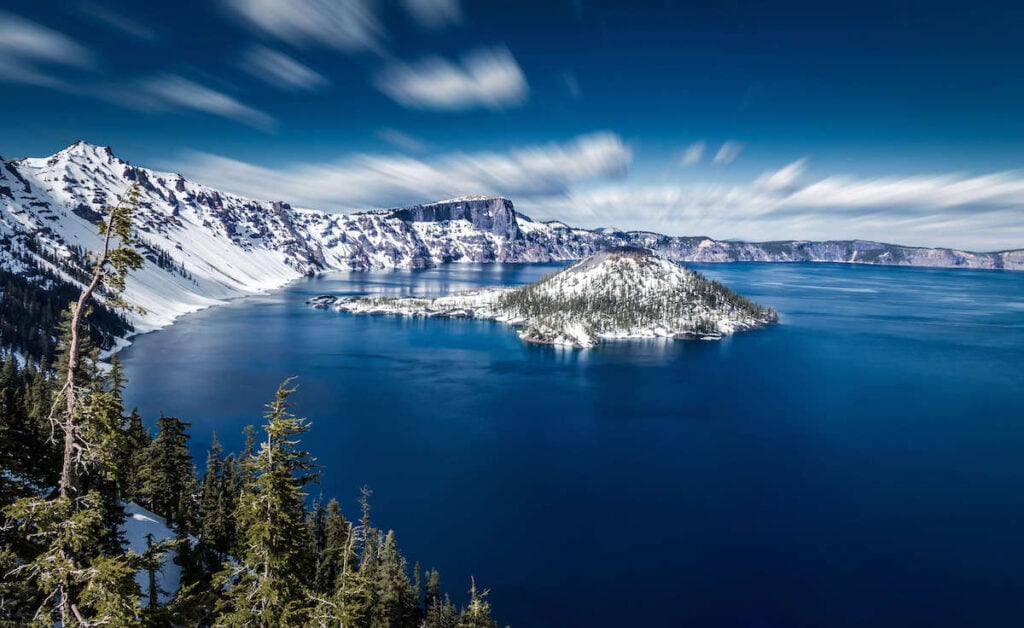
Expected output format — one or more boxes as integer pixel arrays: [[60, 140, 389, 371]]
[[309, 247, 779, 347]]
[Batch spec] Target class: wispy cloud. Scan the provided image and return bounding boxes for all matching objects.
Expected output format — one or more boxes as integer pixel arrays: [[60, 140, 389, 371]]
[[133, 75, 274, 130], [376, 46, 528, 111], [170, 132, 631, 210], [402, 0, 462, 29], [78, 2, 157, 41], [712, 140, 743, 165], [526, 162, 1024, 251], [680, 141, 705, 167], [223, 0, 382, 51], [0, 11, 96, 88], [377, 128, 429, 153], [241, 45, 328, 91], [754, 158, 807, 191]]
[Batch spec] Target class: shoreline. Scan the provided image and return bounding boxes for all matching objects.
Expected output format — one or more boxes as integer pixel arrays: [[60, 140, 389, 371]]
[[109, 255, 1007, 360]]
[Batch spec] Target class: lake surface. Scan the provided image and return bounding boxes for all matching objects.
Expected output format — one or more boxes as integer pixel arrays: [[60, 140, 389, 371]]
[[121, 262, 1024, 627]]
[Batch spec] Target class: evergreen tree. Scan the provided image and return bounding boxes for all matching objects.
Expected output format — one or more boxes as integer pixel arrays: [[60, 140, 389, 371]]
[[136, 414, 197, 532], [314, 498, 352, 594], [424, 569, 459, 628], [371, 529, 420, 627], [457, 578, 499, 628], [215, 379, 318, 626], [199, 433, 237, 573]]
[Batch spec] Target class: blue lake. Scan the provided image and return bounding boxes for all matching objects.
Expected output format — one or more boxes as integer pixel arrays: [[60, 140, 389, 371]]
[[120, 262, 1024, 627]]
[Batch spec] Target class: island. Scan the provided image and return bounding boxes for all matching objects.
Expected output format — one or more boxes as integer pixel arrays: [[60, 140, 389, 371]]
[[308, 247, 779, 348]]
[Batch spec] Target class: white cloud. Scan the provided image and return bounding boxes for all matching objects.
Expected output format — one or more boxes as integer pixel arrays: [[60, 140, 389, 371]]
[[712, 140, 743, 165], [754, 158, 807, 191], [377, 128, 429, 153], [0, 11, 96, 88], [376, 46, 528, 111], [680, 141, 705, 167], [137, 75, 274, 130], [241, 46, 328, 91], [524, 166, 1024, 252], [402, 0, 462, 29], [171, 132, 631, 210], [223, 0, 382, 51], [79, 3, 157, 41]]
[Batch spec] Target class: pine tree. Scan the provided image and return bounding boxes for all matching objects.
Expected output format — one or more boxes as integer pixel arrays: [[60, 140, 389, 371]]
[[456, 578, 499, 628], [199, 433, 236, 573], [215, 379, 318, 626], [371, 529, 420, 627], [424, 569, 459, 628], [136, 414, 197, 531], [314, 498, 352, 594]]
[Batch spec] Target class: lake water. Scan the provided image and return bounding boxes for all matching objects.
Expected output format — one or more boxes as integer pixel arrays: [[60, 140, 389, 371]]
[[120, 262, 1024, 627]]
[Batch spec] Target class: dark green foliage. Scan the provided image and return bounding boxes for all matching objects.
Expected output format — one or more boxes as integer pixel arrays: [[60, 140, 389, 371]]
[[113, 406, 151, 501], [198, 435, 238, 572], [136, 414, 198, 532], [215, 380, 318, 626], [313, 498, 353, 594], [0, 264, 132, 365], [0, 355, 59, 503], [424, 569, 460, 628]]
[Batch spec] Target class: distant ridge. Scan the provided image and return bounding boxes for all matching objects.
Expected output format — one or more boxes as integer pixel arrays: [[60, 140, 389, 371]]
[[1, 141, 1020, 336]]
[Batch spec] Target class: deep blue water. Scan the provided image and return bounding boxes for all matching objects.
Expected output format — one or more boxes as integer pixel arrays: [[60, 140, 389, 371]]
[[120, 262, 1024, 627]]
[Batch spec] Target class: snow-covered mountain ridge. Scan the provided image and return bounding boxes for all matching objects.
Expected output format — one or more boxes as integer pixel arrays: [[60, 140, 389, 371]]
[[1, 142, 1020, 334], [312, 247, 778, 347]]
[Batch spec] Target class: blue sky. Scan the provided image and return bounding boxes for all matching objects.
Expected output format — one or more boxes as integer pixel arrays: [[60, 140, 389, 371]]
[[1, 0, 1022, 251]]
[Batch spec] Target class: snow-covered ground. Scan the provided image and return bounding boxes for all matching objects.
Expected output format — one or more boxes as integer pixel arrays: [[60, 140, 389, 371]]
[[122, 502, 195, 605]]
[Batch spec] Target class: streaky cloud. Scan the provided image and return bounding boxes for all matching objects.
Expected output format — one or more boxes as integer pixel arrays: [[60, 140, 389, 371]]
[[0, 11, 96, 88], [78, 2, 157, 42], [169, 132, 631, 210], [377, 128, 429, 153], [376, 46, 528, 111], [680, 141, 706, 167], [133, 75, 275, 130], [528, 166, 1024, 252], [241, 45, 329, 91], [222, 0, 382, 51], [712, 140, 743, 165]]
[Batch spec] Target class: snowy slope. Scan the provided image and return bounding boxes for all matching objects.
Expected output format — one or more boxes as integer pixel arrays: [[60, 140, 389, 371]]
[[1, 142, 317, 332], [318, 247, 779, 347], [2, 142, 1021, 339], [122, 502, 193, 606]]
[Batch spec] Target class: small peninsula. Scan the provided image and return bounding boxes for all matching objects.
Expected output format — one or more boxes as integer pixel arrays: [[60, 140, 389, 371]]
[[309, 247, 778, 347]]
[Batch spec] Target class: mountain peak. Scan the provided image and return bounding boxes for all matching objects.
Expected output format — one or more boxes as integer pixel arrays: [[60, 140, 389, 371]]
[[54, 140, 117, 162]]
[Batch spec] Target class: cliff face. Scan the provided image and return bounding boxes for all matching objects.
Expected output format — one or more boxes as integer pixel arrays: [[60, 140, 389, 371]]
[[389, 196, 521, 241]]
